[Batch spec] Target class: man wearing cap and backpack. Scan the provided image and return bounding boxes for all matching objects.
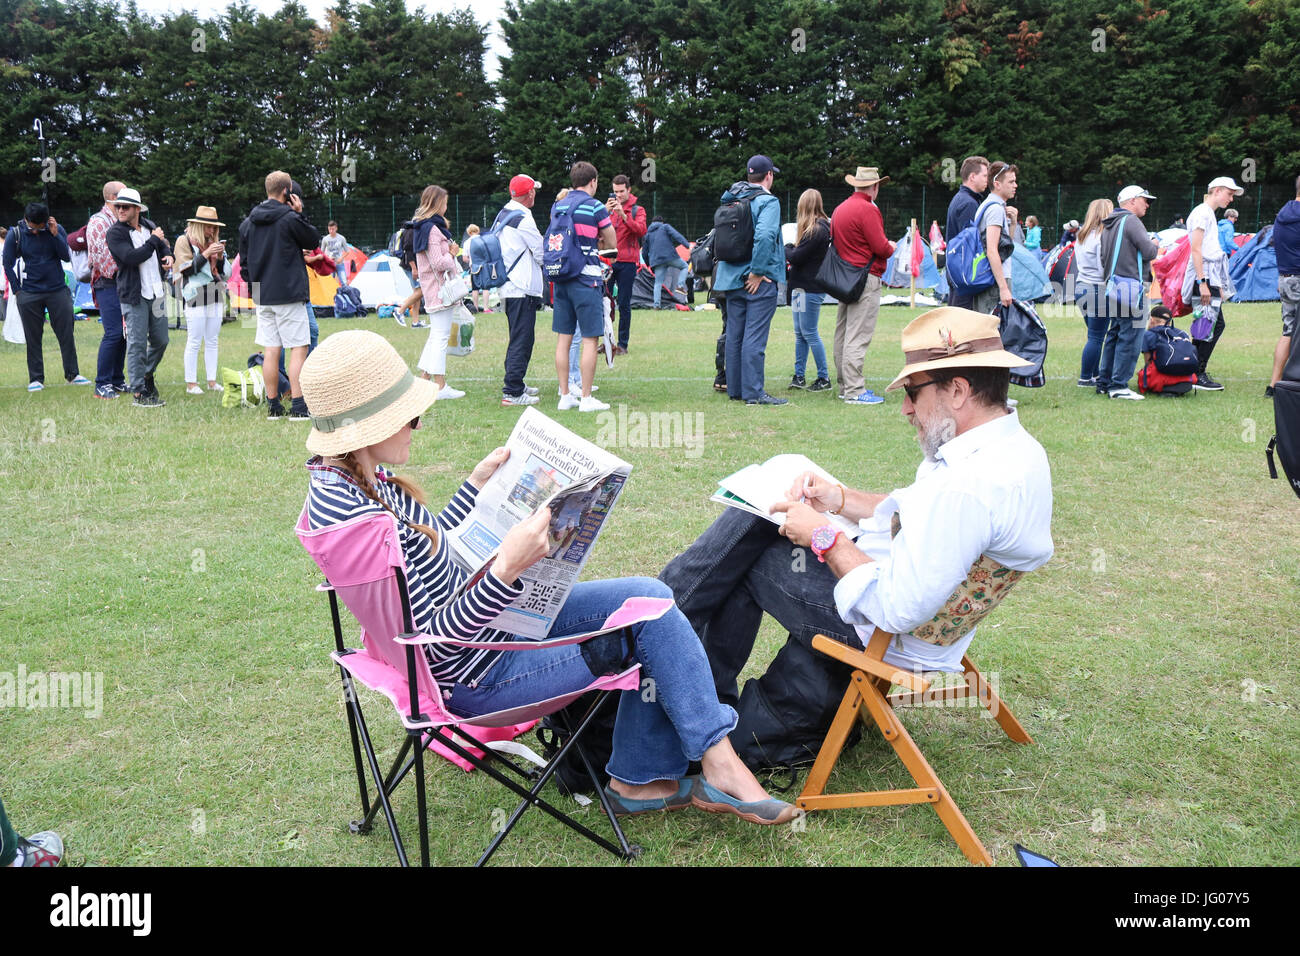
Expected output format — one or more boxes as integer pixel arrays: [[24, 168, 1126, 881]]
[[659, 306, 1054, 770], [1094, 185, 1161, 400], [829, 166, 896, 405], [498, 173, 545, 407], [713, 155, 785, 406]]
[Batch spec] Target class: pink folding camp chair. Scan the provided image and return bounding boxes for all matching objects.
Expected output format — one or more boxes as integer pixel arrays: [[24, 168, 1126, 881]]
[[296, 507, 672, 866]]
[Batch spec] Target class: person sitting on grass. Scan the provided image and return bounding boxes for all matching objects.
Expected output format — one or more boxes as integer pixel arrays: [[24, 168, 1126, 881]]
[[297, 329, 797, 824]]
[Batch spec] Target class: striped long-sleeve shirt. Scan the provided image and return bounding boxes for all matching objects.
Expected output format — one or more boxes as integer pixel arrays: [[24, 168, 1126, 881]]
[[305, 459, 524, 686]]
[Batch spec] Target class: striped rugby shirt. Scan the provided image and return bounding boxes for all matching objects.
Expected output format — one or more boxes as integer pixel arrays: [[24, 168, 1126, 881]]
[[305, 458, 524, 686]]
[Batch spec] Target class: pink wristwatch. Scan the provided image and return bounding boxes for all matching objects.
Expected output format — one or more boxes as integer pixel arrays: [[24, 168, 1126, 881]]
[[809, 525, 843, 563]]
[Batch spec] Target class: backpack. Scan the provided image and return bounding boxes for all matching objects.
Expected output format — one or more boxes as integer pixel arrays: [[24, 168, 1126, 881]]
[[398, 220, 419, 269], [67, 225, 92, 283], [543, 194, 593, 282], [467, 208, 526, 290], [1266, 341, 1300, 498], [1146, 323, 1199, 376], [712, 193, 756, 264], [333, 284, 364, 317], [1137, 361, 1196, 395], [944, 196, 1009, 295], [690, 231, 716, 277]]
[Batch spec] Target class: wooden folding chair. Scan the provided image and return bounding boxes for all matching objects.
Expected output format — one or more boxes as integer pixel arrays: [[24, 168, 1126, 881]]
[[797, 627, 1032, 865]]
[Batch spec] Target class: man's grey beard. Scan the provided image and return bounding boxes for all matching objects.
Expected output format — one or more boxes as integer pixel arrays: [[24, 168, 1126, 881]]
[[917, 413, 958, 461]]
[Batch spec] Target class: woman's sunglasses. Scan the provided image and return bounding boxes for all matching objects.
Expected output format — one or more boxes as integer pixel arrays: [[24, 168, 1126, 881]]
[[409, 416, 421, 430]]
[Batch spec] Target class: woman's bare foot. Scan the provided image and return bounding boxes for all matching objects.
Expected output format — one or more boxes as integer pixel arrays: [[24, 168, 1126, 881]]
[[699, 738, 772, 803], [609, 778, 681, 801]]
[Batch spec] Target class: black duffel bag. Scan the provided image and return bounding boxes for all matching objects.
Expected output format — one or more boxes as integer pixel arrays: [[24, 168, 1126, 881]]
[[1267, 374, 1300, 499], [814, 238, 872, 303], [992, 299, 1048, 388], [690, 231, 716, 277]]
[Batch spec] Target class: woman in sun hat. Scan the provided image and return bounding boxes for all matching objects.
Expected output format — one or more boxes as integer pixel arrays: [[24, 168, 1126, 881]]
[[173, 206, 231, 395], [298, 330, 796, 825]]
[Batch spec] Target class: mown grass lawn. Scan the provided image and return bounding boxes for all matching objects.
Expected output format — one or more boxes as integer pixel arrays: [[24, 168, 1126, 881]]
[[1, 297, 1295, 866]]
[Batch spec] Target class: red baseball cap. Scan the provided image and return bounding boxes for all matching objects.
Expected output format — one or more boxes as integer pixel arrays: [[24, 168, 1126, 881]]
[[509, 174, 541, 198]]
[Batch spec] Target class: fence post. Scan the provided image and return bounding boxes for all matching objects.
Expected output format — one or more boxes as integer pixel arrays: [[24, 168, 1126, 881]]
[[920, 185, 926, 231], [1255, 186, 1262, 233], [391, 196, 396, 239], [1055, 184, 1061, 237]]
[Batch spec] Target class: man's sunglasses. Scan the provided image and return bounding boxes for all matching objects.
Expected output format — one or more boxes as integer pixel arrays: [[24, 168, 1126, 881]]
[[113, 203, 136, 210], [903, 379, 939, 402]]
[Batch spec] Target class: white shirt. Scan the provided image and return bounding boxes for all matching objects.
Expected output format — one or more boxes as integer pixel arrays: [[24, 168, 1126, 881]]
[[1186, 203, 1225, 262], [129, 226, 165, 301], [498, 200, 543, 298], [832, 410, 1054, 673]]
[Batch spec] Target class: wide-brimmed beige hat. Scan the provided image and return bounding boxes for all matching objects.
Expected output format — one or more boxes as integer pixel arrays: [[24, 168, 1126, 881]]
[[844, 166, 889, 188], [187, 206, 225, 226], [887, 307, 1029, 391], [300, 330, 438, 456]]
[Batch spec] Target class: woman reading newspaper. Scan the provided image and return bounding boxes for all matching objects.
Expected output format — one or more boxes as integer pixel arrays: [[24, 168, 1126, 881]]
[[298, 330, 794, 824]]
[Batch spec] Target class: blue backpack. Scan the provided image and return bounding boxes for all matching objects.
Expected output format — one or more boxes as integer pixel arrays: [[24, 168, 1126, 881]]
[[333, 284, 364, 317], [467, 208, 526, 290], [945, 196, 1006, 296], [543, 195, 593, 282]]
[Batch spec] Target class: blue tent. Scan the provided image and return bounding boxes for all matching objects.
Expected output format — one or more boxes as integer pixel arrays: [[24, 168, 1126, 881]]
[[73, 281, 96, 313], [883, 232, 949, 297], [1228, 226, 1278, 301]]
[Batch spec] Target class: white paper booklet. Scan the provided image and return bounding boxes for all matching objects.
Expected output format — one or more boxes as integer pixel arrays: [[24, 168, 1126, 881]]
[[711, 453, 862, 539], [444, 408, 632, 638]]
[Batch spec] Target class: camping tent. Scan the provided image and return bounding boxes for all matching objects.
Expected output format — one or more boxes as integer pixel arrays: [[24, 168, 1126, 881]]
[[73, 279, 96, 313], [307, 269, 340, 311], [629, 263, 687, 309], [350, 252, 414, 308], [1228, 225, 1279, 301], [338, 247, 368, 284], [1044, 242, 1077, 303], [883, 228, 949, 298]]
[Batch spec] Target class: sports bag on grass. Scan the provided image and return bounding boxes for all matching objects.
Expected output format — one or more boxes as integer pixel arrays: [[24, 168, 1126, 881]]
[[334, 285, 364, 317], [993, 300, 1048, 388], [1147, 323, 1199, 376], [221, 365, 264, 408]]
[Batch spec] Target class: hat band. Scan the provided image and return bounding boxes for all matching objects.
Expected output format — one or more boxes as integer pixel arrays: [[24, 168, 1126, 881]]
[[904, 336, 1005, 365], [310, 371, 415, 434]]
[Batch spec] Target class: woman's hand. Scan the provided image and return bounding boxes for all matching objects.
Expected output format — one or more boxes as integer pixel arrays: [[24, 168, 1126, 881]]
[[202, 241, 224, 258], [493, 509, 551, 582], [450, 242, 460, 257], [468, 446, 510, 489]]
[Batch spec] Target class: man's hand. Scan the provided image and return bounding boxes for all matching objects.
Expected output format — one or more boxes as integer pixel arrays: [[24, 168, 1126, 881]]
[[46, 217, 58, 235], [785, 471, 840, 513], [999, 282, 1012, 307], [468, 446, 510, 489], [1199, 281, 1212, 307], [161, 256, 174, 270], [744, 272, 765, 294], [151, 226, 166, 241], [769, 499, 822, 547], [288, 193, 303, 214]]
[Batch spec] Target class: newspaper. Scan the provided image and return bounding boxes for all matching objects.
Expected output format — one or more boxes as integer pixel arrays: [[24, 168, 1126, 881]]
[[711, 453, 862, 540], [444, 407, 631, 638]]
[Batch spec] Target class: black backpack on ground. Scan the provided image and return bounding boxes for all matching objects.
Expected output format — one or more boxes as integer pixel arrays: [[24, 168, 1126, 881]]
[[712, 195, 756, 264], [1267, 339, 1300, 498]]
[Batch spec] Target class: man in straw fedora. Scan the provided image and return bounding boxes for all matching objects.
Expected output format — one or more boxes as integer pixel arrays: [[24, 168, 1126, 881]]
[[830, 166, 896, 405], [660, 306, 1054, 766]]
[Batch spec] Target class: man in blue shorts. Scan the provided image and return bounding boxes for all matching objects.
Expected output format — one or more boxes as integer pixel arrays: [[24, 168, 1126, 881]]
[[551, 161, 616, 412]]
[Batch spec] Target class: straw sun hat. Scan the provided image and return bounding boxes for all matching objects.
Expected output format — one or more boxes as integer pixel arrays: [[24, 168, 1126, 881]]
[[300, 330, 438, 457], [886, 307, 1029, 391], [187, 206, 225, 226]]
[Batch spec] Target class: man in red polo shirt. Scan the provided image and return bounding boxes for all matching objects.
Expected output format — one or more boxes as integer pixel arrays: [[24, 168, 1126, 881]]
[[830, 167, 895, 405], [605, 174, 647, 355]]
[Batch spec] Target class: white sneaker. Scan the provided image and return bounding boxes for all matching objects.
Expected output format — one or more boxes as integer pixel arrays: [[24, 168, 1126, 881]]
[[437, 385, 465, 399], [578, 395, 610, 412], [1108, 388, 1144, 401], [501, 392, 540, 407], [568, 382, 599, 398], [557, 393, 580, 411], [524, 385, 540, 396], [186, 384, 204, 395]]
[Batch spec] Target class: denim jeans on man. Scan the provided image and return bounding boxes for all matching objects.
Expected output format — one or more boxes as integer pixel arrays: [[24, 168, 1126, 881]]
[[653, 263, 682, 308], [93, 283, 127, 390], [16, 288, 79, 385], [659, 508, 859, 707], [1075, 283, 1109, 382], [1095, 290, 1146, 392], [123, 296, 168, 393], [791, 289, 828, 380], [608, 261, 636, 348], [725, 279, 779, 400], [502, 294, 539, 398], [445, 577, 737, 785]]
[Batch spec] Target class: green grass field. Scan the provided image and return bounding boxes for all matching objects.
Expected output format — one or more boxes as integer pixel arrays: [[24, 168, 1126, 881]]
[[1, 297, 1295, 867]]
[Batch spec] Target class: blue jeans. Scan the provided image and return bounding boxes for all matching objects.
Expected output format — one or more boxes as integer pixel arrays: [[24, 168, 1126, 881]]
[[659, 509, 859, 708], [1076, 283, 1108, 381], [791, 289, 827, 379], [94, 283, 126, 389], [1095, 291, 1146, 392], [653, 263, 681, 308], [724, 280, 778, 400], [608, 262, 636, 347], [445, 577, 737, 785]]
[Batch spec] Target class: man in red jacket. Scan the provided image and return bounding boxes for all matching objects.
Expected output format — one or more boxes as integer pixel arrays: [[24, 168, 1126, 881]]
[[830, 167, 895, 405], [605, 174, 647, 355]]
